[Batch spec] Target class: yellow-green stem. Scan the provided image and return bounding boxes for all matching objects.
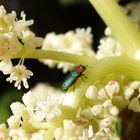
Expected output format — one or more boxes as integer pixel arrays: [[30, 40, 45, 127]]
[[89, 0, 140, 57], [12, 49, 95, 65]]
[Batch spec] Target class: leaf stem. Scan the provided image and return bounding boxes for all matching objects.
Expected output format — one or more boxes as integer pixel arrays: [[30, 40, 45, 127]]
[[89, 0, 140, 57]]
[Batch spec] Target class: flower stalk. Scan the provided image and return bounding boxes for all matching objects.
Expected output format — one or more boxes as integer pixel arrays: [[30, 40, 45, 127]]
[[89, 0, 140, 57], [12, 49, 95, 65]]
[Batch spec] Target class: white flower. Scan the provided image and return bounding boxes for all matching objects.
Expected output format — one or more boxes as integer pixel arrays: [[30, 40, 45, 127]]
[[13, 11, 33, 38], [98, 88, 108, 100], [0, 6, 16, 32], [91, 105, 103, 116], [124, 86, 134, 100], [129, 81, 140, 90], [22, 30, 43, 51], [30, 130, 47, 140], [10, 102, 25, 117], [22, 84, 64, 122], [6, 64, 33, 89], [0, 6, 6, 18], [85, 85, 98, 100], [105, 81, 120, 98], [0, 59, 13, 74], [0, 32, 22, 59], [109, 106, 119, 116], [124, 81, 140, 100], [6, 84, 65, 139], [40, 27, 95, 73], [96, 37, 121, 59], [96, 27, 122, 59], [54, 120, 94, 140], [0, 124, 10, 140]]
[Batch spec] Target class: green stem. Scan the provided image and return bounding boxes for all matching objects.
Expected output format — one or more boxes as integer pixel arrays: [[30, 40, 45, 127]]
[[12, 49, 95, 65], [89, 0, 140, 57]]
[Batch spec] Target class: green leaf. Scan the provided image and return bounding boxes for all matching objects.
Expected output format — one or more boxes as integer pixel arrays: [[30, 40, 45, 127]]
[[0, 88, 23, 123]]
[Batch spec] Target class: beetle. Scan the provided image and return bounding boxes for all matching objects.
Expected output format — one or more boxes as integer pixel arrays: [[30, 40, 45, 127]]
[[62, 65, 86, 91]]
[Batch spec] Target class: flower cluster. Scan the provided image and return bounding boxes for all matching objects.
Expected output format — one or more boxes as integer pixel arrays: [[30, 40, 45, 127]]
[[0, 0, 140, 140], [0, 84, 64, 139], [96, 27, 122, 59], [3, 79, 140, 139], [0, 6, 42, 89], [40, 27, 94, 73]]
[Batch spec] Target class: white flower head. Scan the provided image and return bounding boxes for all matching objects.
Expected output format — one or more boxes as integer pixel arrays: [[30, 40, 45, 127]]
[[22, 84, 64, 122], [6, 64, 33, 90], [13, 11, 33, 38], [105, 81, 120, 98], [96, 37, 121, 59], [40, 27, 94, 73]]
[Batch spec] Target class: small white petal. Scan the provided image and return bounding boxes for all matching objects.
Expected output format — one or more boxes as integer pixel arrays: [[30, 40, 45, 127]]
[[98, 88, 108, 100], [105, 81, 120, 98], [124, 86, 134, 100], [103, 99, 112, 108], [109, 106, 119, 116], [10, 102, 25, 117], [85, 86, 98, 100], [129, 81, 140, 89], [91, 105, 103, 116]]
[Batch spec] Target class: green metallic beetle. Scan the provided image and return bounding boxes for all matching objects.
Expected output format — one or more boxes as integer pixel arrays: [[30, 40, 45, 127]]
[[62, 65, 86, 91]]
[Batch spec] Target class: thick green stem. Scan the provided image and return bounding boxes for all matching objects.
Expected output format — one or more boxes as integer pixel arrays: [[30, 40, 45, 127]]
[[89, 0, 140, 57], [12, 49, 94, 65]]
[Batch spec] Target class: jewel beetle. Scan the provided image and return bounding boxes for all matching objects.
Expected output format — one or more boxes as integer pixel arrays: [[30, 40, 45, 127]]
[[62, 65, 86, 91]]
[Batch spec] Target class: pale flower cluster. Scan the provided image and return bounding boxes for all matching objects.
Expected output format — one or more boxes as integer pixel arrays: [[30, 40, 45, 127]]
[[96, 27, 122, 59], [40, 27, 95, 73], [0, 82, 121, 140], [0, 84, 65, 140], [2, 80, 137, 139], [1, 1, 140, 140], [0, 6, 43, 89], [0, 59, 33, 90]]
